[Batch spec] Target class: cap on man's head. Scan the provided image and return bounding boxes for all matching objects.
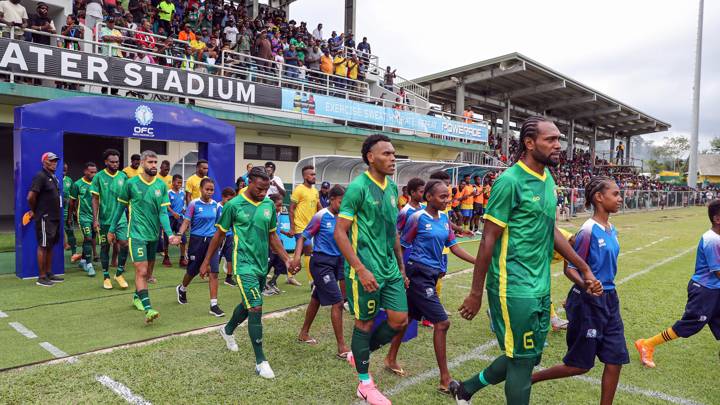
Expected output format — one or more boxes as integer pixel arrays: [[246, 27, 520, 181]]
[[321, 181, 330, 189], [264, 161, 276, 170], [41, 152, 60, 162]]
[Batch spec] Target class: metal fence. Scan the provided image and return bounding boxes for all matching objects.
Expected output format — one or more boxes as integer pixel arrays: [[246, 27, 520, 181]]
[[556, 188, 705, 219]]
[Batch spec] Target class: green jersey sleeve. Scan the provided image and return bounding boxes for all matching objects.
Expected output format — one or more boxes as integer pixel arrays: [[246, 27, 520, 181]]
[[89, 175, 100, 196], [338, 182, 363, 220], [116, 177, 130, 205], [69, 182, 79, 200], [268, 202, 277, 232], [215, 200, 234, 233], [483, 174, 516, 228]]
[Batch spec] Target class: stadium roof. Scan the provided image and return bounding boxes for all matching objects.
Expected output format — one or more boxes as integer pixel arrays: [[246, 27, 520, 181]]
[[698, 154, 720, 176], [412, 52, 671, 141]]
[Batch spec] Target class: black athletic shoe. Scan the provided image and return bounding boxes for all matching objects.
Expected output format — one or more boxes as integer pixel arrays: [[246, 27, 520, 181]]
[[209, 305, 225, 317], [36, 277, 54, 287], [176, 285, 187, 304], [448, 380, 471, 404], [47, 273, 64, 283], [224, 276, 237, 286]]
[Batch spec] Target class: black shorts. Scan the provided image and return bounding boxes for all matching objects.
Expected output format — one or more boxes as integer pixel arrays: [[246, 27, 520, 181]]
[[268, 251, 287, 275], [310, 252, 344, 306], [219, 234, 234, 262], [35, 216, 60, 248], [672, 280, 720, 339], [187, 235, 219, 276], [170, 216, 187, 244], [563, 287, 629, 369], [406, 261, 447, 324], [473, 202, 483, 216]]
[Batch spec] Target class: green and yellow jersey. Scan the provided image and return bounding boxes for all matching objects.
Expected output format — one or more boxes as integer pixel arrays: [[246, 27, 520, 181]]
[[63, 175, 73, 216], [114, 175, 170, 241], [90, 169, 120, 226], [338, 171, 400, 281], [69, 177, 94, 224], [483, 161, 557, 298], [215, 193, 277, 277]]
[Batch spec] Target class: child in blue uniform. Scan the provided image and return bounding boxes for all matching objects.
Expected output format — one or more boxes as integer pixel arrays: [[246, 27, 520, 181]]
[[635, 199, 720, 368], [175, 178, 223, 317], [531, 176, 626, 405], [291, 185, 350, 357], [396, 178, 425, 264], [386, 180, 476, 393]]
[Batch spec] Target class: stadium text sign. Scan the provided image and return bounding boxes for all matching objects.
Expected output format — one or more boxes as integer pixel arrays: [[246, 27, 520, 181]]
[[0, 38, 282, 108]]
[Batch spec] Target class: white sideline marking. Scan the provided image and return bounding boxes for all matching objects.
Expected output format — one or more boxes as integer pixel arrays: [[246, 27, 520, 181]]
[[0, 310, 7, 318], [96, 375, 152, 405], [553, 236, 671, 278], [616, 247, 694, 286], [8, 322, 37, 338], [473, 354, 703, 405], [39, 342, 75, 363]]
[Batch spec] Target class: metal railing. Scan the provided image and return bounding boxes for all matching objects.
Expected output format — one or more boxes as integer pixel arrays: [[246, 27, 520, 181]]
[[456, 151, 508, 167], [556, 188, 701, 219], [0, 24, 489, 144]]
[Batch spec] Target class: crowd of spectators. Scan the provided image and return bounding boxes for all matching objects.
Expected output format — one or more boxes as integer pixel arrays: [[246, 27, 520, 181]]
[[1, 0, 384, 95]]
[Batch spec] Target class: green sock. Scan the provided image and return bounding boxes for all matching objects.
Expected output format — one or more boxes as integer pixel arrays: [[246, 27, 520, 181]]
[[137, 289, 152, 311], [463, 355, 508, 395], [133, 292, 139, 300], [247, 311, 266, 364], [505, 357, 536, 405], [351, 327, 371, 377], [66, 230, 77, 253], [117, 245, 128, 274], [225, 304, 249, 335], [369, 320, 398, 351], [82, 239, 93, 261], [100, 243, 110, 279]]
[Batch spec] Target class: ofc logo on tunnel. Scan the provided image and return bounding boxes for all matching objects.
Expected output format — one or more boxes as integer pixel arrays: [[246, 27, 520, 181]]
[[133, 105, 155, 137]]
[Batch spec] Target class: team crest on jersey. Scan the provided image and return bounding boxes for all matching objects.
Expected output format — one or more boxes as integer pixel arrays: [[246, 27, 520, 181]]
[[326, 221, 332, 228], [155, 189, 161, 197], [586, 329, 597, 338], [444, 223, 449, 230], [263, 209, 270, 218], [425, 287, 434, 298], [425, 223, 432, 230], [598, 238, 606, 248], [390, 197, 396, 206], [323, 275, 331, 284], [198, 206, 203, 212], [532, 195, 541, 202], [118, 179, 124, 186]]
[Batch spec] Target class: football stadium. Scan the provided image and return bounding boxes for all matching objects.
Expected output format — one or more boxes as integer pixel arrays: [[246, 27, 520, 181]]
[[0, 0, 718, 404]]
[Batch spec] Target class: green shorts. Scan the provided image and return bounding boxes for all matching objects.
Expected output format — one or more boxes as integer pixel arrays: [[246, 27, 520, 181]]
[[101, 217, 129, 243], [128, 238, 158, 263], [235, 273, 265, 309], [488, 293, 550, 359], [346, 272, 408, 321]]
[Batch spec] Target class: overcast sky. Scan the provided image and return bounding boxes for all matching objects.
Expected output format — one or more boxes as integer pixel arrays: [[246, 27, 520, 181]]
[[290, 0, 719, 149]]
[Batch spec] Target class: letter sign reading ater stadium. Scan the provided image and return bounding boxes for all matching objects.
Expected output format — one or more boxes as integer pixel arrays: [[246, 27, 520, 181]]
[[0, 38, 282, 108]]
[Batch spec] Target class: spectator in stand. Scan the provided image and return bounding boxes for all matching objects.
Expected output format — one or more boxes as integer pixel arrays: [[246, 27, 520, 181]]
[[59, 15, 83, 51], [312, 22, 322, 41], [134, 19, 156, 51], [305, 41, 321, 81], [83, 0, 102, 35], [320, 47, 333, 86], [156, 0, 175, 35], [223, 19, 239, 48], [0, 0, 28, 39], [127, 0, 145, 27], [29, 3, 55, 45], [384, 66, 397, 91], [328, 31, 341, 53], [332, 51, 347, 91], [357, 36, 371, 63], [346, 52, 360, 92], [100, 16, 124, 58], [178, 23, 196, 42], [344, 33, 355, 48], [463, 107, 473, 123], [157, 36, 176, 67], [257, 29, 273, 78], [284, 43, 299, 79], [199, 27, 211, 44], [616, 141, 625, 164], [236, 25, 251, 55]]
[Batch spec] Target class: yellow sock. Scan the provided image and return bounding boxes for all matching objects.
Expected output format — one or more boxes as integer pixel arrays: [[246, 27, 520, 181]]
[[436, 277, 443, 300], [302, 255, 312, 281], [550, 303, 558, 318], [646, 327, 678, 347]]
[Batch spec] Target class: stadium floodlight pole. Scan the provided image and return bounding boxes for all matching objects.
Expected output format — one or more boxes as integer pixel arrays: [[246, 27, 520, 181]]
[[687, 0, 704, 188]]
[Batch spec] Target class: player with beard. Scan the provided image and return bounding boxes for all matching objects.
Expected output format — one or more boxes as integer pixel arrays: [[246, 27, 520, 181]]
[[108, 150, 180, 323], [450, 117, 602, 405]]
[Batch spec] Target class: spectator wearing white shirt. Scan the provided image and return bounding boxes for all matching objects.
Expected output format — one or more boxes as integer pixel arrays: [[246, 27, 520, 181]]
[[312, 23, 322, 41], [0, 0, 28, 38], [223, 20, 239, 48], [264, 161, 285, 197]]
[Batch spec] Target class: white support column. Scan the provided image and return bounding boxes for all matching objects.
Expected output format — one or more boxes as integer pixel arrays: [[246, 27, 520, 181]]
[[502, 101, 511, 158], [567, 120, 575, 160], [626, 136, 632, 165], [455, 82, 465, 120], [344, 0, 357, 35], [591, 127, 598, 168]]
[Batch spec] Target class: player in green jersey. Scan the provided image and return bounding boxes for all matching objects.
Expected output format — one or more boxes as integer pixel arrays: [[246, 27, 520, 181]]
[[334, 134, 408, 405], [108, 150, 180, 324], [68, 162, 98, 276], [62, 163, 80, 262], [450, 117, 602, 405], [201, 167, 297, 379], [91, 149, 130, 290]]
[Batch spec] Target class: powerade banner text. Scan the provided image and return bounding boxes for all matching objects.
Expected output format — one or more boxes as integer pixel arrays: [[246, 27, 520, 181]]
[[0, 38, 281, 108], [281, 89, 488, 142]]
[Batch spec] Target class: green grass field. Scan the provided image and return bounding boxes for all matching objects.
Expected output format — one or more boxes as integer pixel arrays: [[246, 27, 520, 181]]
[[0, 207, 719, 404]]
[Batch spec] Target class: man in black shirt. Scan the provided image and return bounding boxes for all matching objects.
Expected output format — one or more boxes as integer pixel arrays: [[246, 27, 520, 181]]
[[27, 152, 63, 286], [30, 2, 55, 46]]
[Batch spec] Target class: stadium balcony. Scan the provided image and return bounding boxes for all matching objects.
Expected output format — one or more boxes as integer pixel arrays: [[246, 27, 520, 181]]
[[0, 23, 491, 152]]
